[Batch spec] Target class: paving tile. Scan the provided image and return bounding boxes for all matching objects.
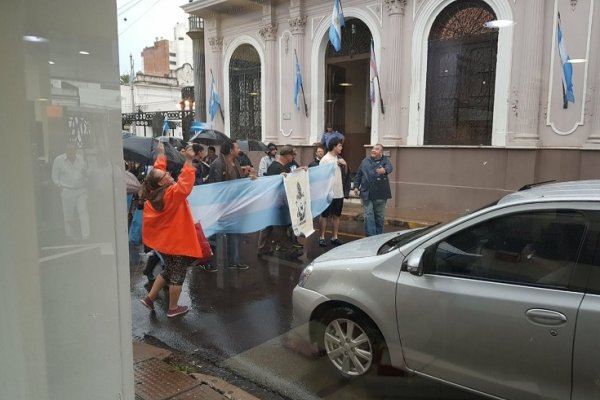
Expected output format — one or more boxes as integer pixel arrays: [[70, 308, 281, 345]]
[[133, 341, 173, 363], [171, 384, 228, 400], [134, 358, 200, 400]]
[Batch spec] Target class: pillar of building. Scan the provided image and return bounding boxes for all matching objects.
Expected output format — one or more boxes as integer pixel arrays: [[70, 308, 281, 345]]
[[259, 20, 278, 143], [208, 34, 224, 132], [187, 17, 206, 122], [512, 0, 544, 145], [289, 13, 307, 145], [380, 0, 407, 145]]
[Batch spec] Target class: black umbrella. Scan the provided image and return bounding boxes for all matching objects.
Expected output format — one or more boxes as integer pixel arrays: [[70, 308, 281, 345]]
[[156, 136, 187, 150], [237, 139, 268, 152], [122, 135, 184, 167], [190, 129, 231, 145]]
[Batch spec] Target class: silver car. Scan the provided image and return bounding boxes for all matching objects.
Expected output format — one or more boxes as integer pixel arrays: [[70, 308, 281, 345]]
[[293, 180, 600, 400]]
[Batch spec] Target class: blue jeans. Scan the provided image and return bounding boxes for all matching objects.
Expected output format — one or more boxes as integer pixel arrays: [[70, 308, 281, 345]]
[[363, 199, 386, 236]]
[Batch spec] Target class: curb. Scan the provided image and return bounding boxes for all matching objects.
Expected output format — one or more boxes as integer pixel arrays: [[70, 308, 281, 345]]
[[191, 373, 260, 400]]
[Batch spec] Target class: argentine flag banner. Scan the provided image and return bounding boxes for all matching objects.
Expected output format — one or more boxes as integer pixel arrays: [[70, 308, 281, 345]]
[[557, 12, 575, 107], [188, 163, 335, 237], [329, 0, 345, 52]]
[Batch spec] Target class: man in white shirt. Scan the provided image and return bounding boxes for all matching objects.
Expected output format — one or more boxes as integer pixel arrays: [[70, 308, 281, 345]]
[[51, 143, 90, 240], [318, 137, 347, 247]]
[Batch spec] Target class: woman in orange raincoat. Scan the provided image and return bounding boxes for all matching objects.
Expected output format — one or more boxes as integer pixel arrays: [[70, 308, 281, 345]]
[[139, 142, 205, 318]]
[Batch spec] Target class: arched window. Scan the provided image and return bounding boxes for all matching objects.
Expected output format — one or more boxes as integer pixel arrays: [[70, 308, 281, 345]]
[[424, 1, 498, 145], [229, 44, 261, 140]]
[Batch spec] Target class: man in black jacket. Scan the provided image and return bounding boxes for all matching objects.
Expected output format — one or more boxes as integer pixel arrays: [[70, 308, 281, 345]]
[[353, 144, 393, 236]]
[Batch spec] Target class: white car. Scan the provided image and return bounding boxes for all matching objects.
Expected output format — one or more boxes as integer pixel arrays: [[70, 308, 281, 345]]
[[293, 180, 600, 400]]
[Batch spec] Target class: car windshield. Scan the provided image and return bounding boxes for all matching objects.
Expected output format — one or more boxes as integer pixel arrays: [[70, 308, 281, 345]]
[[378, 223, 442, 254]]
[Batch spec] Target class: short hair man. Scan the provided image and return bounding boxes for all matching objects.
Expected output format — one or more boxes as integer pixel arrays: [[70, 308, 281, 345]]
[[353, 144, 393, 236], [257, 145, 303, 259], [308, 145, 325, 168], [318, 137, 347, 247], [51, 143, 90, 240], [204, 145, 217, 165]]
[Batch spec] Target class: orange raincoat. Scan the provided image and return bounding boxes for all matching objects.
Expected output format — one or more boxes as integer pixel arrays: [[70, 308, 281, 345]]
[[142, 156, 204, 258]]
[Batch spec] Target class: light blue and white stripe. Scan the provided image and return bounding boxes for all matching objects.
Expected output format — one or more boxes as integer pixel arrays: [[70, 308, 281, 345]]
[[557, 12, 575, 104], [328, 0, 345, 52], [188, 163, 335, 237]]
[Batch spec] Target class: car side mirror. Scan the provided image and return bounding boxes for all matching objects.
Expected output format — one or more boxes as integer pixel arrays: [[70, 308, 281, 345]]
[[406, 248, 426, 276]]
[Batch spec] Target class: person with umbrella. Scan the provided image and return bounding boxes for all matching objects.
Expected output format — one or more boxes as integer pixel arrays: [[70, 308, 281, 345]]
[[139, 142, 207, 318]]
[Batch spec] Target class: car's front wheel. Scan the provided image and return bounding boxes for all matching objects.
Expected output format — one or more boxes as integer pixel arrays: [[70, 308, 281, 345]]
[[319, 307, 387, 377]]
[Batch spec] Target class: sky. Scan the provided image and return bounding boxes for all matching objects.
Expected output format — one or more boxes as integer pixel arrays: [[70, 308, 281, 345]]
[[117, 0, 188, 75]]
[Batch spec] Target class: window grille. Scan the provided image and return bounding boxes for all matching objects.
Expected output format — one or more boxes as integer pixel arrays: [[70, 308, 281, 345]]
[[229, 44, 261, 141], [425, 0, 498, 146]]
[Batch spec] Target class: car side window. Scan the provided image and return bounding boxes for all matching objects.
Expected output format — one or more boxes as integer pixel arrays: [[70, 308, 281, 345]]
[[424, 210, 587, 289]]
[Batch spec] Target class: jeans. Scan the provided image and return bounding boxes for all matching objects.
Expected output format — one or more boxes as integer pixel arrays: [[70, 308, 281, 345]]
[[363, 199, 386, 237]]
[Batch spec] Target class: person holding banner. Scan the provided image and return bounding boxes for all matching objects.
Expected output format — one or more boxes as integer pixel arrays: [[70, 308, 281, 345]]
[[318, 137, 347, 247], [139, 142, 206, 318], [257, 145, 304, 259]]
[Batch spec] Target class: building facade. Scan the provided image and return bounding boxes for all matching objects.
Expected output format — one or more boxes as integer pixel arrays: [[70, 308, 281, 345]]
[[121, 63, 195, 138], [183, 0, 600, 222], [141, 22, 193, 76]]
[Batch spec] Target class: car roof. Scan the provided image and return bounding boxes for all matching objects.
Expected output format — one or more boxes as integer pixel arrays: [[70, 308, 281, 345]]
[[498, 180, 600, 205]]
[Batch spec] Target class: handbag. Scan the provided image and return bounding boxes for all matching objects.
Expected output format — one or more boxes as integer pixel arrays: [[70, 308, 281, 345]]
[[195, 223, 213, 261], [369, 175, 392, 200]]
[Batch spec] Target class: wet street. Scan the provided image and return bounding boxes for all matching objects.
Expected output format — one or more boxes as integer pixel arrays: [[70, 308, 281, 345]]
[[130, 220, 486, 400]]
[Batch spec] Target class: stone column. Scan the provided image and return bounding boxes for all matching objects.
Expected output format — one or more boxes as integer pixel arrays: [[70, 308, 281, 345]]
[[187, 20, 206, 122], [381, 0, 407, 145], [512, 0, 544, 145], [289, 16, 307, 144], [208, 35, 224, 132], [259, 22, 278, 143]]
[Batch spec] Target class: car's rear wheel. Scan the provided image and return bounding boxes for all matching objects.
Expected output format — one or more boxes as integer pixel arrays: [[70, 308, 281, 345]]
[[319, 307, 387, 377]]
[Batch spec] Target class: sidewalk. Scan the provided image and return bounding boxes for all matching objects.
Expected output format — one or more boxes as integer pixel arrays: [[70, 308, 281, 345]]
[[133, 341, 259, 400], [340, 198, 433, 229]]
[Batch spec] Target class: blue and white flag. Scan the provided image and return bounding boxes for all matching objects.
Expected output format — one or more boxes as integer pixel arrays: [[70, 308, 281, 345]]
[[294, 52, 303, 110], [191, 121, 212, 132], [188, 163, 335, 237], [208, 75, 221, 121], [557, 12, 575, 106], [328, 0, 345, 52], [162, 116, 169, 133]]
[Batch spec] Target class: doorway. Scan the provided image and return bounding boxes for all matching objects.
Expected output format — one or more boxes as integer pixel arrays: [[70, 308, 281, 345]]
[[324, 18, 372, 172]]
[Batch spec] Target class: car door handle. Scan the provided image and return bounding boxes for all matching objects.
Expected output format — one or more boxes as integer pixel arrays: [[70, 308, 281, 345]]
[[525, 308, 567, 326]]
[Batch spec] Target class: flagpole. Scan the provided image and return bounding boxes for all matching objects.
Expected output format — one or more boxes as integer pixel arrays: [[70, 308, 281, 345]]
[[376, 76, 385, 115], [210, 69, 225, 121], [295, 50, 309, 118]]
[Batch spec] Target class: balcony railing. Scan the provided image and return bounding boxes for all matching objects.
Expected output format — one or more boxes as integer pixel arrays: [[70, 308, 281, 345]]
[[188, 16, 204, 31]]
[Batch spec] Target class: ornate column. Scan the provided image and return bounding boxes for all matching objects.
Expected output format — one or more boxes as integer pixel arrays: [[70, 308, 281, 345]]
[[187, 16, 206, 122], [512, 0, 544, 145], [289, 15, 307, 144], [381, 0, 407, 144], [259, 21, 278, 143], [208, 35, 224, 132]]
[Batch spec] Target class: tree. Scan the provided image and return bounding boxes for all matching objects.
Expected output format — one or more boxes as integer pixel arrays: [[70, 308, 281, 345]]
[[120, 74, 130, 84]]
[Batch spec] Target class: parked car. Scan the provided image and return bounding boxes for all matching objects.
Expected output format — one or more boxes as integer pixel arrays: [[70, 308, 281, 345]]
[[293, 180, 600, 400]]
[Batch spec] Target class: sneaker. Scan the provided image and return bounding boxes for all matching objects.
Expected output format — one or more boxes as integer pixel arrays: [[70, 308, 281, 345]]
[[139, 296, 154, 311], [201, 263, 218, 272], [228, 263, 249, 270], [330, 238, 344, 246], [167, 305, 189, 318], [318, 238, 327, 247]]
